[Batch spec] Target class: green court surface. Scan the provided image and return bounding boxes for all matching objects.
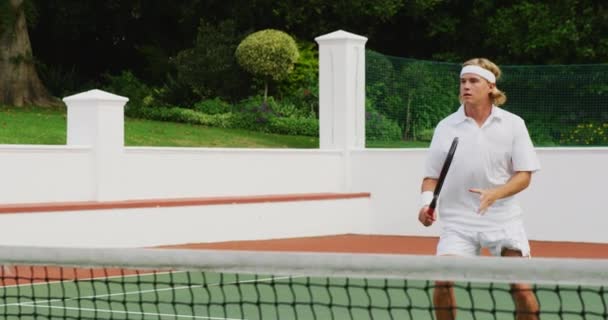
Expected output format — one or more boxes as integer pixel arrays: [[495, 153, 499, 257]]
[[0, 271, 606, 319]]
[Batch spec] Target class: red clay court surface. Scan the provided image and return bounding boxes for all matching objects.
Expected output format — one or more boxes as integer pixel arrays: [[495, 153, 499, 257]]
[[159, 234, 608, 259]]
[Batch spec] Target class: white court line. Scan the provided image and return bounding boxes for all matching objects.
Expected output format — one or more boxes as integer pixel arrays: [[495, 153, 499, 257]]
[[3, 273, 298, 319], [0, 270, 182, 307], [20, 304, 244, 320], [0, 269, 178, 289]]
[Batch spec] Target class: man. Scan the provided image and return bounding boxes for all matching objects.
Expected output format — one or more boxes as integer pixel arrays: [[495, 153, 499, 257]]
[[418, 58, 540, 320]]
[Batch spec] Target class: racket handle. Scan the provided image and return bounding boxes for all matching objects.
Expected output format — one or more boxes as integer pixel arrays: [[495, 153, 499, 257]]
[[428, 197, 438, 211], [427, 197, 438, 220]]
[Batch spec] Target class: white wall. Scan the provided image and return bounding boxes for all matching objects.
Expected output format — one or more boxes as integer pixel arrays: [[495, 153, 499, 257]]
[[1, 144, 606, 244], [119, 148, 344, 199], [0, 198, 371, 247], [0, 145, 93, 203], [349, 148, 608, 243], [0, 146, 345, 202], [521, 148, 608, 243]]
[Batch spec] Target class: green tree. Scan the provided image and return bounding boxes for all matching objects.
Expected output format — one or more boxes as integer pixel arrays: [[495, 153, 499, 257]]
[[396, 62, 458, 140], [173, 19, 251, 102], [235, 29, 299, 103], [487, 1, 608, 64], [273, 0, 406, 40]]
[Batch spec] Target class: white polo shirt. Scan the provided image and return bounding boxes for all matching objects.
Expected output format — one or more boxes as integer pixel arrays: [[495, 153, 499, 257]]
[[424, 105, 541, 230]]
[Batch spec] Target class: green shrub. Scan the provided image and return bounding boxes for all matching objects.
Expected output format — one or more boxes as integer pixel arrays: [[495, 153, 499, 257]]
[[365, 102, 402, 141], [128, 91, 319, 137], [366, 49, 395, 86], [276, 40, 318, 102], [525, 118, 560, 146], [236, 29, 299, 102], [416, 128, 435, 142], [559, 123, 608, 146], [102, 71, 154, 108], [268, 117, 318, 136], [234, 96, 275, 128], [235, 29, 299, 82], [195, 112, 234, 128], [236, 95, 275, 112], [194, 98, 232, 115], [172, 19, 251, 102]]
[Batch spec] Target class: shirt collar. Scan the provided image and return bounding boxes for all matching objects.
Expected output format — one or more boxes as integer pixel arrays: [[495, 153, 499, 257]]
[[450, 105, 503, 125]]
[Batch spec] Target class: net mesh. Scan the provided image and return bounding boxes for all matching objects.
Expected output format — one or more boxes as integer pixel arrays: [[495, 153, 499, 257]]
[[0, 246, 607, 320], [366, 51, 608, 147]]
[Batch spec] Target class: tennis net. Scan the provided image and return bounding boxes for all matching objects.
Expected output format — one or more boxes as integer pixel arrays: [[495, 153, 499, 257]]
[[0, 246, 607, 319]]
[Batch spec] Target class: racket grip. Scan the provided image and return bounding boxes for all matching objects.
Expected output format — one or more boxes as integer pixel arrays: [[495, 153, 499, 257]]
[[427, 197, 437, 219]]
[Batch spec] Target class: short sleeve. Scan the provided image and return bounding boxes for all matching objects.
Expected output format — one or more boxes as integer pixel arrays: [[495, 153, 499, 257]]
[[424, 127, 445, 179], [512, 118, 541, 173]]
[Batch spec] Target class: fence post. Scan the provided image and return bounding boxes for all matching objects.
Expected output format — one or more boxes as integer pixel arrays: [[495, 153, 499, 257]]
[[63, 89, 128, 201], [315, 30, 368, 150]]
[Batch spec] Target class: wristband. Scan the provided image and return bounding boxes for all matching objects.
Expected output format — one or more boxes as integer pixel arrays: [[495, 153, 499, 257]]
[[420, 191, 434, 207]]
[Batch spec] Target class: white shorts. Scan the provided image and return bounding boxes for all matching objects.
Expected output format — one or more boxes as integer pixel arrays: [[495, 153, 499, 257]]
[[436, 221, 531, 257]]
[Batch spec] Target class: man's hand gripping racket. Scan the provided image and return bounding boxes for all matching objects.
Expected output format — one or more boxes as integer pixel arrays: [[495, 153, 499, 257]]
[[420, 137, 459, 227]]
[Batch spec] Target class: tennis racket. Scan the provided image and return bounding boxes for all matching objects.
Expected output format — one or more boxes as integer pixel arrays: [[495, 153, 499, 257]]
[[427, 136, 459, 216]]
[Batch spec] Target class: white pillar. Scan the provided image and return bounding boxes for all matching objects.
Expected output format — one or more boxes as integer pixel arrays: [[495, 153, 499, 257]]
[[63, 89, 128, 201], [315, 30, 368, 150]]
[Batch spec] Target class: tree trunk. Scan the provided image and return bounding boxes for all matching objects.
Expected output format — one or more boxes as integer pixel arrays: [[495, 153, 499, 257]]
[[0, 0, 59, 106]]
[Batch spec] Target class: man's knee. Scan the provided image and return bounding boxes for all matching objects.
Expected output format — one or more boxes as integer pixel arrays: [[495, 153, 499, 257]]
[[434, 281, 454, 291], [511, 283, 534, 298], [434, 281, 455, 300], [502, 248, 524, 257], [511, 283, 538, 311]]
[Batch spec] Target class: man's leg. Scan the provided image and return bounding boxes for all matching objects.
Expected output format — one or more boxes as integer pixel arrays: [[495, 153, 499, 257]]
[[434, 280, 457, 320], [502, 248, 539, 320], [434, 228, 479, 320]]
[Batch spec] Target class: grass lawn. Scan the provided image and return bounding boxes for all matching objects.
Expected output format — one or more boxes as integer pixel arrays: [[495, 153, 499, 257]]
[[0, 106, 428, 148]]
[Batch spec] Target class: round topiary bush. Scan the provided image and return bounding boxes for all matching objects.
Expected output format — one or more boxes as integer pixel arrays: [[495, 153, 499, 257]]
[[235, 29, 299, 82]]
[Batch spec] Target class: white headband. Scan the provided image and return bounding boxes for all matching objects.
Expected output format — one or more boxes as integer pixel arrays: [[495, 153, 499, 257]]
[[460, 65, 496, 83]]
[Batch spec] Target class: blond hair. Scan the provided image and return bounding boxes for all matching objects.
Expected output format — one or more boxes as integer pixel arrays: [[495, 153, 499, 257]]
[[462, 58, 507, 106]]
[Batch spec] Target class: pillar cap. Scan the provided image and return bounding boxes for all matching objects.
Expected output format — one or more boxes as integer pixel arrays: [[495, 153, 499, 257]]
[[63, 89, 129, 103], [315, 30, 368, 42]]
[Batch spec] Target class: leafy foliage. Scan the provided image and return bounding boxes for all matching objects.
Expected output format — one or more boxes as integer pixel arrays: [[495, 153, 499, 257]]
[[487, 1, 608, 63], [275, 41, 318, 99], [365, 101, 402, 141], [102, 71, 153, 109], [172, 19, 251, 102], [193, 98, 232, 115], [124, 92, 319, 137], [273, 0, 406, 40], [560, 123, 608, 146], [0, 0, 15, 36], [366, 50, 459, 141], [235, 29, 299, 82], [0, 0, 38, 35]]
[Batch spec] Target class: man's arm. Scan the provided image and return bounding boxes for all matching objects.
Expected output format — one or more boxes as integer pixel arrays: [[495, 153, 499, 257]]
[[469, 171, 532, 214], [418, 178, 438, 226], [421, 177, 438, 193]]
